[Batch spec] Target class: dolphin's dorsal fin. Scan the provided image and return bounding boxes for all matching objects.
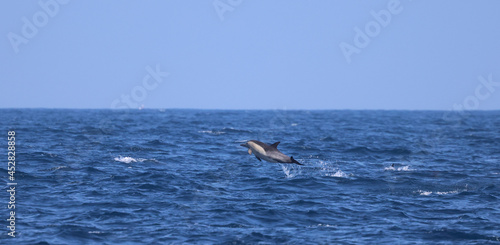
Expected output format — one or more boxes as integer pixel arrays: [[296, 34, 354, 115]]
[[270, 142, 280, 148]]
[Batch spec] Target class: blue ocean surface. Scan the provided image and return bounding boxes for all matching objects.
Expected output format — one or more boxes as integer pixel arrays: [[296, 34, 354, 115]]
[[1, 109, 499, 244]]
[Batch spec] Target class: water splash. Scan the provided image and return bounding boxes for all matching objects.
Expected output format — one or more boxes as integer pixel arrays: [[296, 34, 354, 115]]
[[280, 164, 301, 178], [317, 160, 350, 178], [279, 160, 350, 178]]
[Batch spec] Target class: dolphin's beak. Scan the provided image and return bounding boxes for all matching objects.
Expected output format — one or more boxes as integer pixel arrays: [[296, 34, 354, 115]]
[[240, 143, 247, 148]]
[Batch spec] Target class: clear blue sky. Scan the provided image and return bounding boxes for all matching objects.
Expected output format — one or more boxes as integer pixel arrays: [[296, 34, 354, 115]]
[[2, 1, 500, 110]]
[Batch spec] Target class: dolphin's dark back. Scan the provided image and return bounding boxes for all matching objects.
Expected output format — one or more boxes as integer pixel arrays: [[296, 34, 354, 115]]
[[249, 140, 279, 152]]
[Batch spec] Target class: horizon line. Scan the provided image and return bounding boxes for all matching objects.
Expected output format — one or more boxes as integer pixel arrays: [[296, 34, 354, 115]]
[[1, 107, 499, 112]]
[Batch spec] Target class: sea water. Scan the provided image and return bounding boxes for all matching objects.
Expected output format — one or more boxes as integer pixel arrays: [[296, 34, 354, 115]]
[[1, 109, 499, 244]]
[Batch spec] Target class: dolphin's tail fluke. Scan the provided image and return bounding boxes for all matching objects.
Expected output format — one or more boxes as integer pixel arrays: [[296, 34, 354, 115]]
[[290, 156, 303, 165]]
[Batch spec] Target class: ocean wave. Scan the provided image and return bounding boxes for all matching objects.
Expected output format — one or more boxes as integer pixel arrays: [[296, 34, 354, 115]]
[[221, 127, 252, 133], [25, 151, 65, 164], [199, 127, 252, 135], [4, 109, 500, 244], [198, 130, 225, 135], [39, 166, 69, 172], [146, 139, 164, 145], [426, 228, 500, 243], [345, 146, 412, 155], [416, 190, 460, 196], [319, 136, 336, 142], [114, 156, 138, 163], [81, 166, 106, 174], [329, 169, 349, 178], [113, 156, 155, 163], [384, 164, 414, 171], [308, 223, 337, 228]]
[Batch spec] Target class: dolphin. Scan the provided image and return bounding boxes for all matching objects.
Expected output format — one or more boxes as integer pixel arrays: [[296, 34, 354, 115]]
[[240, 140, 303, 165]]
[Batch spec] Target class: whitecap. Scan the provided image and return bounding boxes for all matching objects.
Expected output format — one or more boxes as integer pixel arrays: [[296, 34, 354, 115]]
[[417, 190, 432, 196], [114, 156, 137, 163], [385, 164, 413, 171], [416, 190, 459, 196], [397, 165, 413, 171], [435, 190, 459, 195], [198, 130, 225, 135], [330, 169, 348, 178], [308, 223, 337, 228]]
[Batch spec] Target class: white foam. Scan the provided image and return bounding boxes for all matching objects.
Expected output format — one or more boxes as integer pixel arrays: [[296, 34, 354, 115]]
[[385, 164, 413, 171], [397, 166, 413, 171], [114, 156, 151, 163], [308, 223, 336, 228], [416, 190, 459, 196], [198, 130, 225, 135], [114, 156, 138, 163], [417, 190, 432, 196], [331, 169, 348, 178], [435, 190, 459, 195]]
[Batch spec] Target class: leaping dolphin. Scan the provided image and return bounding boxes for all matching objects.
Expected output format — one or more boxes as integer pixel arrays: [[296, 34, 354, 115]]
[[240, 140, 303, 165]]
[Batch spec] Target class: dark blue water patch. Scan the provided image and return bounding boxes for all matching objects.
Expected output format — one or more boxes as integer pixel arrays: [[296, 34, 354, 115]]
[[425, 228, 500, 243], [144, 139, 169, 146], [343, 146, 413, 156]]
